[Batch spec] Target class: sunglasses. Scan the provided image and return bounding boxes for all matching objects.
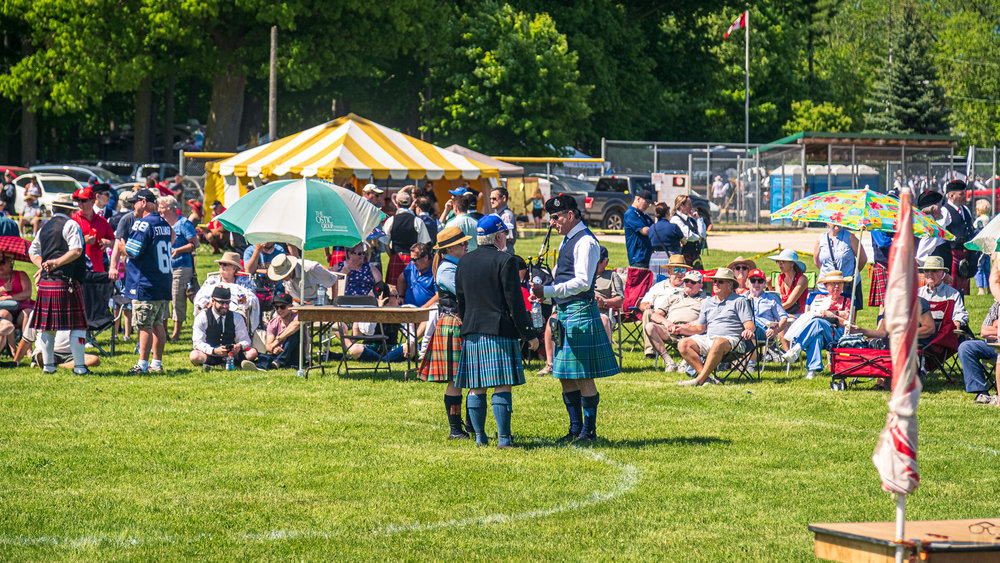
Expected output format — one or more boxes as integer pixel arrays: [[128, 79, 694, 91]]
[[670, 267, 688, 274], [274, 304, 288, 310], [750, 279, 765, 284], [212, 299, 230, 305], [683, 280, 700, 285], [733, 265, 749, 271]]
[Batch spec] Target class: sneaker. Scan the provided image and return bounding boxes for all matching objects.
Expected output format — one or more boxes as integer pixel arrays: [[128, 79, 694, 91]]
[[678, 378, 703, 386], [268, 361, 281, 371], [72, 367, 91, 376], [127, 365, 148, 375], [448, 430, 470, 440], [574, 430, 597, 443], [240, 359, 261, 371], [705, 376, 722, 385], [536, 364, 552, 376], [148, 365, 164, 374], [781, 344, 802, 363], [746, 360, 757, 372], [645, 352, 656, 359], [805, 370, 819, 380], [975, 393, 996, 405], [661, 354, 678, 372], [42, 366, 57, 374]]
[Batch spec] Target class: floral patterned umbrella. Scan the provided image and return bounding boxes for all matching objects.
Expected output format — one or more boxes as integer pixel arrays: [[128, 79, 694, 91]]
[[771, 188, 953, 240]]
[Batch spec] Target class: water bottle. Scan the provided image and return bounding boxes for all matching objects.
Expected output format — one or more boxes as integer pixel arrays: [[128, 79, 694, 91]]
[[315, 286, 326, 306], [531, 276, 544, 328], [226, 351, 235, 371]]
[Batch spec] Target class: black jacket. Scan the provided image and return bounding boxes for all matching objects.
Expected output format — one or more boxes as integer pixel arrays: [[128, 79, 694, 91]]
[[456, 244, 535, 340]]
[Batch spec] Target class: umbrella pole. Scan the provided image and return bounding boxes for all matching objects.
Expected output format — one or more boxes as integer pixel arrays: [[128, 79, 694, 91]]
[[298, 261, 306, 378], [894, 493, 906, 563], [846, 230, 864, 334]]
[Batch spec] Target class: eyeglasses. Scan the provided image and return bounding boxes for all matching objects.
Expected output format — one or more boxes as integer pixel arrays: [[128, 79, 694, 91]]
[[749, 279, 765, 284], [733, 265, 749, 271], [489, 196, 501, 201], [969, 522, 1000, 537]]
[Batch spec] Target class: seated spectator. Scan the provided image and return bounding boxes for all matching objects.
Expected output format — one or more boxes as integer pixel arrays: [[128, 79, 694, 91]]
[[257, 293, 300, 370], [244, 241, 287, 279], [917, 255, 970, 331], [674, 268, 755, 387], [190, 286, 259, 370], [745, 268, 789, 369], [187, 200, 204, 226], [19, 194, 43, 235], [770, 249, 809, 315], [727, 256, 757, 294], [395, 242, 438, 340], [193, 252, 260, 330], [0, 204, 18, 236], [849, 299, 935, 389], [343, 281, 415, 362], [199, 200, 229, 254], [639, 254, 689, 358], [0, 253, 33, 352], [23, 177, 40, 201], [13, 311, 100, 370], [594, 246, 624, 337], [267, 254, 338, 306], [330, 242, 382, 297], [645, 269, 708, 372], [956, 300, 1000, 405], [781, 271, 853, 379]]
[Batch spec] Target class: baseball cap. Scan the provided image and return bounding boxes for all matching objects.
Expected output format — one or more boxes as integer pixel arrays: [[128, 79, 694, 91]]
[[362, 183, 384, 194], [129, 189, 157, 203], [748, 268, 766, 281], [449, 187, 469, 196], [682, 270, 703, 283], [72, 186, 95, 201], [635, 188, 655, 201], [476, 214, 505, 236]]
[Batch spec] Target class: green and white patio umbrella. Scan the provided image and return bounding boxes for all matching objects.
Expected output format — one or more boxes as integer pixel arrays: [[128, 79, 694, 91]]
[[216, 178, 384, 251]]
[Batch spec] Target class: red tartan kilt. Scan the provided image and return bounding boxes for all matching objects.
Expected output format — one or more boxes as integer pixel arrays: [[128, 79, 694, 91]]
[[868, 263, 888, 306], [418, 313, 463, 382], [31, 278, 87, 331], [386, 253, 412, 285]]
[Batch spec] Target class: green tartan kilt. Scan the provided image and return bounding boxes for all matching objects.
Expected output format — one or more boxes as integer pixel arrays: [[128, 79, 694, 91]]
[[417, 313, 462, 382], [455, 334, 525, 389], [553, 300, 620, 380]]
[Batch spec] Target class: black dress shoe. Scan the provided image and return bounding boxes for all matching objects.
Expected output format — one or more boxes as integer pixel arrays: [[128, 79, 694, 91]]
[[574, 430, 598, 443]]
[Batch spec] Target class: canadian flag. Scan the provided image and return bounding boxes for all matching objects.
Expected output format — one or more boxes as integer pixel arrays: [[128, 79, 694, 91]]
[[724, 11, 747, 39]]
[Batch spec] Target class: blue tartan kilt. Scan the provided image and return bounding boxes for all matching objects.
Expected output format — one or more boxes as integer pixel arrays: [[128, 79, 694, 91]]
[[455, 333, 525, 389], [553, 300, 620, 380]]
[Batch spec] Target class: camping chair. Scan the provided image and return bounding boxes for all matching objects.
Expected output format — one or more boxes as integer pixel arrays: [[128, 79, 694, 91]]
[[920, 299, 961, 383], [770, 271, 818, 291], [82, 273, 117, 357], [331, 295, 391, 377], [613, 270, 659, 359]]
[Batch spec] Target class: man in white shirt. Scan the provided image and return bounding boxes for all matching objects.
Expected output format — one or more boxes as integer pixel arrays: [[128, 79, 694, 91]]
[[190, 286, 259, 370], [917, 255, 970, 329], [267, 254, 338, 305]]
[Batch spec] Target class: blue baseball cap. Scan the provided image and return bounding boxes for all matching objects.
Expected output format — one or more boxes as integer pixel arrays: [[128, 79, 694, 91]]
[[476, 214, 505, 236], [449, 187, 469, 196]]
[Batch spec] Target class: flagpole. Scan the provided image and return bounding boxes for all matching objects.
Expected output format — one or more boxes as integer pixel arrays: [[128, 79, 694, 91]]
[[744, 10, 750, 156], [895, 493, 906, 563]]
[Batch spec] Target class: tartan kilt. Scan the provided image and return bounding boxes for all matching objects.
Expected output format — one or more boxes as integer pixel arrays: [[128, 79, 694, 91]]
[[553, 300, 620, 380], [418, 313, 462, 382], [386, 253, 411, 285], [868, 262, 888, 307], [31, 278, 87, 331], [455, 333, 525, 389]]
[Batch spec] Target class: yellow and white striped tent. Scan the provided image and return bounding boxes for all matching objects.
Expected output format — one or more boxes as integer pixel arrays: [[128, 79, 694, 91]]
[[204, 113, 499, 208]]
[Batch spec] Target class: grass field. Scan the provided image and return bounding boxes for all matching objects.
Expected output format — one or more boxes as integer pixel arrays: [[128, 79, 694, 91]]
[[1, 236, 997, 561]]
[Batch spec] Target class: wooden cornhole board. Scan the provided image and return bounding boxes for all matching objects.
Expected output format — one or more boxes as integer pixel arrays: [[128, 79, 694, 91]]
[[810, 519, 1000, 562]]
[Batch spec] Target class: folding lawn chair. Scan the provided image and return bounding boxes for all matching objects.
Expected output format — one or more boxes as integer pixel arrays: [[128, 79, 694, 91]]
[[331, 295, 392, 377], [715, 296, 761, 383], [82, 273, 117, 357], [920, 299, 960, 383]]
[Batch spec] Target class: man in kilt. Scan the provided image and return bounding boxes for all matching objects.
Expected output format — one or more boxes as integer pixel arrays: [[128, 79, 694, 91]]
[[28, 195, 90, 375], [455, 215, 539, 448], [531, 195, 620, 442], [418, 226, 472, 439]]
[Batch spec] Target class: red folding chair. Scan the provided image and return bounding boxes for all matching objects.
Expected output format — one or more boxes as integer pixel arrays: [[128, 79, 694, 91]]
[[920, 299, 960, 383]]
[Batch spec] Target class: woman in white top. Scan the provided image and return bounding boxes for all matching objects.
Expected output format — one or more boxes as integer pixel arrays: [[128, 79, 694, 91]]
[[669, 194, 706, 269]]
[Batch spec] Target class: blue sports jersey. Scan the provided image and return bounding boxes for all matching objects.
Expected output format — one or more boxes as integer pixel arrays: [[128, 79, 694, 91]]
[[124, 213, 174, 301]]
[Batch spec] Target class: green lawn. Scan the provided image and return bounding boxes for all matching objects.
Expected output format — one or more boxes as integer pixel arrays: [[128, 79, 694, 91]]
[[1, 237, 997, 561]]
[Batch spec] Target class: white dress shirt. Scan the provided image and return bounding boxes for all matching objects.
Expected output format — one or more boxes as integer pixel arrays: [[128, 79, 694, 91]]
[[543, 221, 600, 299], [192, 308, 252, 355]]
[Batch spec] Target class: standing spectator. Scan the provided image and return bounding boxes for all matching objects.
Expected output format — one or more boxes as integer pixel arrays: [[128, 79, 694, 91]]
[[381, 191, 431, 284], [189, 286, 259, 370], [711, 175, 727, 207], [1, 170, 16, 213], [70, 186, 115, 274], [973, 198, 992, 295], [123, 190, 174, 375], [438, 187, 467, 224], [623, 189, 656, 315], [490, 187, 518, 254], [159, 196, 199, 341], [670, 195, 706, 269], [529, 185, 545, 228], [109, 191, 134, 232], [915, 191, 950, 265], [92, 183, 115, 220], [814, 222, 866, 310], [940, 180, 975, 294], [258, 293, 300, 370], [27, 196, 89, 375], [414, 196, 440, 244], [443, 191, 479, 251], [465, 192, 483, 220], [648, 202, 683, 278], [361, 184, 386, 272]]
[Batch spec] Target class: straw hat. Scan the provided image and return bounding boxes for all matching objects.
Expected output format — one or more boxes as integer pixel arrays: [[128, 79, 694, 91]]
[[920, 256, 949, 271], [434, 226, 471, 250], [818, 270, 853, 284], [666, 254, 691, 271], [710, 267, 738, 283], [214, 251, 243, 268], [267, 254, 299, 281], [768, 249, 807, 274], [727, 256, 757, 271]]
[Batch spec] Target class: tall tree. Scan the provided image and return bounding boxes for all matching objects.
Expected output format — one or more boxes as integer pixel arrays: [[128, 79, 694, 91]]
[[864, 2, 949, 134]]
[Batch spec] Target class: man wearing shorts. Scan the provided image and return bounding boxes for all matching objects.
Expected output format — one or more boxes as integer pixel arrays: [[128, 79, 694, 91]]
[[124, 190, 174, 374]]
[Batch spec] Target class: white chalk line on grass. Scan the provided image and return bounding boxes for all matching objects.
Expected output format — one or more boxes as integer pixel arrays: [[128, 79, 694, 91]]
[[0, 446, 641, 547]]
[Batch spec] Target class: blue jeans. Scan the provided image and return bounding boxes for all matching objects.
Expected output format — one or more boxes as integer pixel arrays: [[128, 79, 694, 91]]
[[256, 331, 301, 369], [794, 318, 842, 372], [359, 344, 406, 363], [957, 339, 996, 394]]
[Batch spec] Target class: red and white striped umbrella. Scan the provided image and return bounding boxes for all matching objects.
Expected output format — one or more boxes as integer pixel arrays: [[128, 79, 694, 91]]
[[873, 188, 921, 495]]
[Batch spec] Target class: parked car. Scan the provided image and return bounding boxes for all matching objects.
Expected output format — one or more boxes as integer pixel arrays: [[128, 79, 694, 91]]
[[31, 164, 120, 185], [134, 162, 180, 183], [97, 160, 138, 183], [0, 165, 30, 178], [13, 173, 82, 214]]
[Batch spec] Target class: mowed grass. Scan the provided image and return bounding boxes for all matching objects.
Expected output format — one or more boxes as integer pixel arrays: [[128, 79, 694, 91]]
[[1, 234, 998, 561]]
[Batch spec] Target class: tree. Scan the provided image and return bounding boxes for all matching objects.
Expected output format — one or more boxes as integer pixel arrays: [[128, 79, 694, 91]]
[[782, 100, 852, 135], [864, 2, 949, 135], [423, 2, 591, 155]]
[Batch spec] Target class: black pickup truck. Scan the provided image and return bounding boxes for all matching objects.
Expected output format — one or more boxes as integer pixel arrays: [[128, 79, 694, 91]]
[[547, 174, 712, 231]]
